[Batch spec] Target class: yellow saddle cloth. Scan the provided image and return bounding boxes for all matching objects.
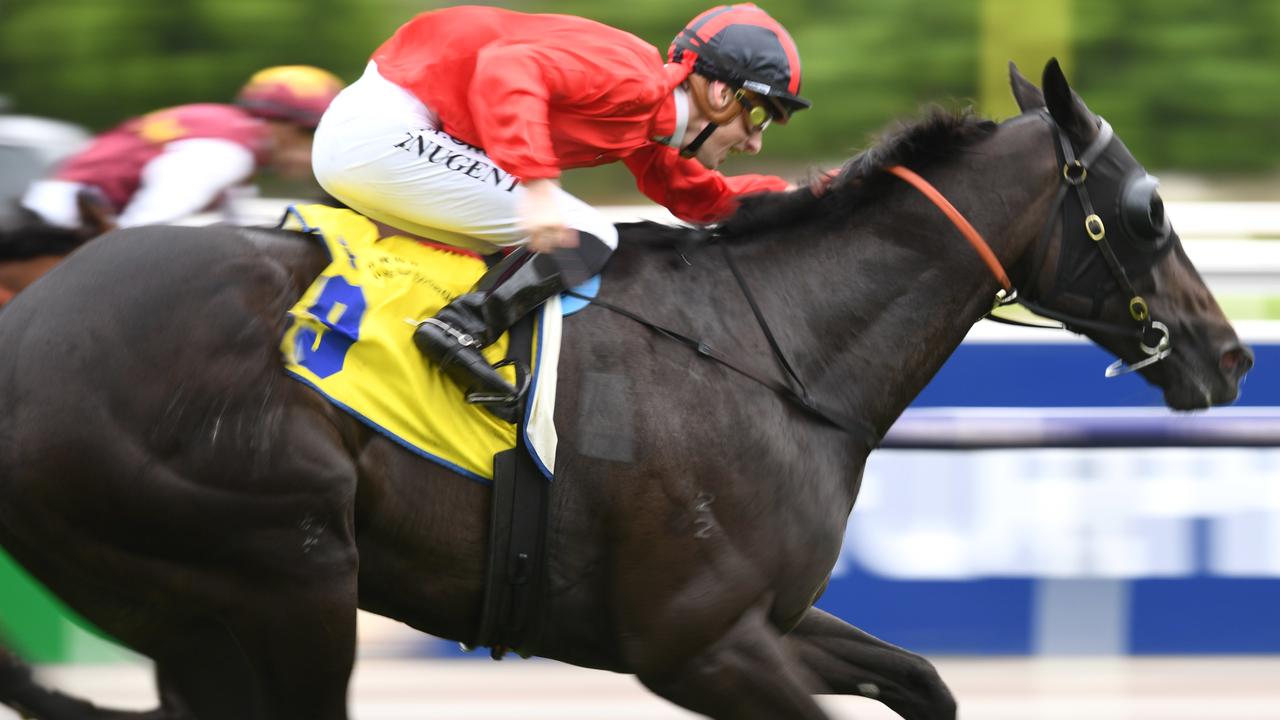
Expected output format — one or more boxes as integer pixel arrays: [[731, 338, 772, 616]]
[[279, 204, 556, 482]]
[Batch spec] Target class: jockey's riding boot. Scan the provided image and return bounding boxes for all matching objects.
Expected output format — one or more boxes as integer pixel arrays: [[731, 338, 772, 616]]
[[414, 247, 568, 413]]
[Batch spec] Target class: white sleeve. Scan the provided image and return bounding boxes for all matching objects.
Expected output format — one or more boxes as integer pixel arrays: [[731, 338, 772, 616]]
[[117, 138, 257, 227]]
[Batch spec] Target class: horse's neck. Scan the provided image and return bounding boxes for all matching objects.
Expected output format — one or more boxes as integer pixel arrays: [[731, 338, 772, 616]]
[[734, 166, 1048, 438], [830, 236, 1002, 431], [740, 234, 999, 436]]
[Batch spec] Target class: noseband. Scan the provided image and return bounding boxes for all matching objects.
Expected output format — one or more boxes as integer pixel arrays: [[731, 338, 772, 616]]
[[888, 112, 1173, 378]]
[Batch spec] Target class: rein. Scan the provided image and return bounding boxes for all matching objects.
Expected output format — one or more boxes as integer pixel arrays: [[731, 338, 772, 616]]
[[885, 114, 1172, 378]]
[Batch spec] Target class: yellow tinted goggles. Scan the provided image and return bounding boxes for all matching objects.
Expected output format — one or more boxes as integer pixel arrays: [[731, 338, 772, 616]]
[[734, 90, 775, 133]]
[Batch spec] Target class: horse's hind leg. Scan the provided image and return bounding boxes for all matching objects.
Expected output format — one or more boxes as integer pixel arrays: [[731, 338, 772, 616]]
[[148, 580, 357, 720], [0, 563, 356, 720], [0, 439, 359, 720], [634, 603, 830, 720], [782, 607, 956, 720]]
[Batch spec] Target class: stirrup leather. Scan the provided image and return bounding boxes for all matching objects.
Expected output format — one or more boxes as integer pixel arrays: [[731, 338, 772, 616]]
[[420, 317, 481, 349], [466, 359, 531, 406]]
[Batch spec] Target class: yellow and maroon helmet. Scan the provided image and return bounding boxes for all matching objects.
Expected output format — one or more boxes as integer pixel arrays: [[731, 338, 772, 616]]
[[235, 65, 343, 129]]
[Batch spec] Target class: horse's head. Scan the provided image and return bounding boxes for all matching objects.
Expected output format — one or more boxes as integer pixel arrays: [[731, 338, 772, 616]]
[[1008, 59, 1251, 409]]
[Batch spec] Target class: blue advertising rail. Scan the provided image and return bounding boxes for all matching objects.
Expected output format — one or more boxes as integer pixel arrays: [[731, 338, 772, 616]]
[[816, 329, 1279, 655]]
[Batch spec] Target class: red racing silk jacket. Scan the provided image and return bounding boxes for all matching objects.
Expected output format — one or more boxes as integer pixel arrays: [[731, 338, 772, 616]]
[[54, 104, 269, 211], [371, 5, 790, 223]]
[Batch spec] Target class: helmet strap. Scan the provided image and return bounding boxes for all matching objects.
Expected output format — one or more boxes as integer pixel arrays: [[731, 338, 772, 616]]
[[679, 122, 720, 159]]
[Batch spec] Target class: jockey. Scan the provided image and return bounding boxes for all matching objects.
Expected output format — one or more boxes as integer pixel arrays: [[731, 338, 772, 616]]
[[20, 65, 343, 231], [311, 4, 810, 409]]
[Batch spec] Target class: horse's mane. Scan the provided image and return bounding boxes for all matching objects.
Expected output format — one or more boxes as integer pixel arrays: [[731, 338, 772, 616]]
[[621, 106, 998, 246]]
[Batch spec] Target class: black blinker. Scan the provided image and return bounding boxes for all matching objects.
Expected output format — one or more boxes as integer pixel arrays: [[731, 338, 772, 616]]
[[1120, 173, 1168, 240]]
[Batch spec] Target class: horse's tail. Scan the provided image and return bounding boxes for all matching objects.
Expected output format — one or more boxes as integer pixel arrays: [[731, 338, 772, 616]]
[[0, 640, 131, 719], [0, 642, 41, 714]]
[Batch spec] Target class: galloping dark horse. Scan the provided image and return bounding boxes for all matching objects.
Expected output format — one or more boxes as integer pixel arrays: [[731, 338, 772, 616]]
[[0, 61, 1252, 720]]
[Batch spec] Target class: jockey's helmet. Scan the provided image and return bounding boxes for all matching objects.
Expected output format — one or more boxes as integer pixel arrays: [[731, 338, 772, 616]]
[[235, 66, 344, 130], [668, 3, 810, 123]]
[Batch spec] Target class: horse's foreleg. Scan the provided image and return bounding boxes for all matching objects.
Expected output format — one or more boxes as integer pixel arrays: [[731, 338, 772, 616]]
[[634, 603, 831, 720], [782, 607, 956, 720]]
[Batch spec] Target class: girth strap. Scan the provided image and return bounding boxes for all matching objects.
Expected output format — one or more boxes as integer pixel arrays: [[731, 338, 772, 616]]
[[472, 313, 549, 659]]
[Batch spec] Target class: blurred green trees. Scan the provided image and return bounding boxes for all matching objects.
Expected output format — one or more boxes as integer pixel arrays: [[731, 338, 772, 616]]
[[2, 0, 1277, 175]]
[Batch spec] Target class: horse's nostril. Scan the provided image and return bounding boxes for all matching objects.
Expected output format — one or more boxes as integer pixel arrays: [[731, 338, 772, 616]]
[[1220, 346, 1254, 376]]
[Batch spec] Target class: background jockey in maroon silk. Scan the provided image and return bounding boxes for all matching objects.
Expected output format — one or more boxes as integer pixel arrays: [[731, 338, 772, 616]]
[[20, 65, 343, 231], [312, 4, 812, 412]]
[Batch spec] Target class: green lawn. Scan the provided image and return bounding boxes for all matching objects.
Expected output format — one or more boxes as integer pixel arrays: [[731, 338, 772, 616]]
[[1218, 296, 1280, 321]]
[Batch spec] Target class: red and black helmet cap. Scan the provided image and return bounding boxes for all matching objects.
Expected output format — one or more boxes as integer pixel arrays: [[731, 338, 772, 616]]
[[669, 3, 810, 122]]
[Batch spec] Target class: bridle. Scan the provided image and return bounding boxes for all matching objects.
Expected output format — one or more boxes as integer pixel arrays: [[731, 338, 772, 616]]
[[890, 110, 1174, 378]]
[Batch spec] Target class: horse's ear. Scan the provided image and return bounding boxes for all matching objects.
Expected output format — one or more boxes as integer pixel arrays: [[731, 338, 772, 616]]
[[1042, 58, 1097, 144], [1008, 61, 1044, 112]]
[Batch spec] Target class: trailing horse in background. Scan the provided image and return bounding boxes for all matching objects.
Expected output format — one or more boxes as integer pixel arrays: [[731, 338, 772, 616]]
[[0, 61, 1251, 720], [0, 192, 112, 308], [0, 210, 83, 308]]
